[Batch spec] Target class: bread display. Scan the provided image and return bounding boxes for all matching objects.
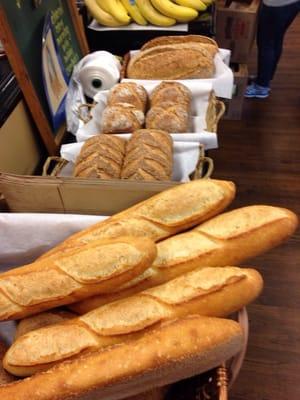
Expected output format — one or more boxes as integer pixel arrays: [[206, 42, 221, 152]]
[[121, 130, 173, 181], [74, 135, 126, 179], [146, 101, 190, 133], [38, 180, 236, 260], [127, 43, 215, 80], [141, 35, 219, 58], [0, 236, 157, 321], [0, 341, 14, 385], [101, 103, 145, 134], [149, 81, 192, 108], [72, 205, 298, 313], [3, 266, 262, 376], [107, 82, 148, 112], [0, 316, 243, 400]]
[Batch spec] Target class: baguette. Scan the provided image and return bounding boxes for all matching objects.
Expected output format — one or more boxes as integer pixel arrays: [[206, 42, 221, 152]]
[[3, 266, 262, 376], [0, 236, 156, 321], [39, 180, 236, 260], [0, 342, 15, 385], [0, 315, 243, 400], [73, 205, 297, 313]]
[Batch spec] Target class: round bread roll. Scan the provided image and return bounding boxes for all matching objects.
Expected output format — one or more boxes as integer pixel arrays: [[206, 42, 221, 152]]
[[150, 82, 191, 108], [101, 103, 145, 134], [107, 82, 148, 112], [146, 101, 190, 133]]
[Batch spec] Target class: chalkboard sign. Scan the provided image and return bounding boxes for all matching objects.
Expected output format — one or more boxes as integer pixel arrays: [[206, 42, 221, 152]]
[[0, 0, 89, 154]]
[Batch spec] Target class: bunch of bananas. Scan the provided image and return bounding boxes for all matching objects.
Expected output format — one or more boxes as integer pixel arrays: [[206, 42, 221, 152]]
[[84, 0, 214, 27]]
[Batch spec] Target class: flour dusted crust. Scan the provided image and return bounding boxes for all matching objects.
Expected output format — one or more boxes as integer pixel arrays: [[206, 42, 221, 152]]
[[146, 101, 190, 133], [101, 103, 145, 134], [107, 82, 148, 112], [150, 81, 192, 108]]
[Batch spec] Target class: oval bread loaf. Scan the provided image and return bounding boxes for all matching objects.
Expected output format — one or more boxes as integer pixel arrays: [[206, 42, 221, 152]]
[[73, 205, 298, 313], [146, 101, 190, 133], [3, 266, 261, 376], [39, 179, 236, 260], [150, 81, 192, 108], [0, 236, 157, 321], [107, 82, 148, 112], [101, 103, 145, 134]]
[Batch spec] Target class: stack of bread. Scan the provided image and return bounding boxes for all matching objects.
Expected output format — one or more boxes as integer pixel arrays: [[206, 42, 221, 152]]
[[0, 179, 297, 400], [73, 130, 173, 181], [127, 35, 219, 80]]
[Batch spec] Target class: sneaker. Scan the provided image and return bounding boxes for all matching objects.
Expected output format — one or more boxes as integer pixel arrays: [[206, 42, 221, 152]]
[[244, 83, 270, 99]]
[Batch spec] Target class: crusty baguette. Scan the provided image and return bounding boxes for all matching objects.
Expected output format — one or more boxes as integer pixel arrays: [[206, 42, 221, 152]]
[[3, 266, 261, 376], [39, 180, 236, 260], [15, 310, 76, 340], [0, 341, 15, 385], [73, 205, 297, 314], [0, 236, 156, 321], [0, 315, 243, 400]]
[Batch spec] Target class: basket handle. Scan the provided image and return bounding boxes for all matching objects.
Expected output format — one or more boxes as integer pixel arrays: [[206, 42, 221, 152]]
[[192, 144, 214, 180], [218, 364, 228, 400], [42, 156, 68, 177], [215, 100, 226, 126], [77, 103, 95, 123]]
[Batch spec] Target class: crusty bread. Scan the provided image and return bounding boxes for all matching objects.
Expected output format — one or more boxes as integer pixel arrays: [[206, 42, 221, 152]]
[[0, 341, 15, 385], [126, 129, 173, 158], [15, 310, 76, 340], [146, 101, 190, 133], [3, 266, 261, 376], [141, 35, 219, 57], [0, 236, 156, 321], [101, 103, 145, 134], [127, 43, 215, 80], [107, 82, 148, 112], [0, 316, 243, 400], [39, 180, 236, 260], [73, 205, 297, 314], [150, 81, 192, 108]]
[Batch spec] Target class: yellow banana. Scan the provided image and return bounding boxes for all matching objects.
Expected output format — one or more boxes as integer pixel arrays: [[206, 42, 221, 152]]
[[151, 0, 198, 22], [85, 0, 130, 26], [174, 0, 207, 11], [120, 0, 148, 25], [97, 0, 131, 24], [136, 0, 176, 26]]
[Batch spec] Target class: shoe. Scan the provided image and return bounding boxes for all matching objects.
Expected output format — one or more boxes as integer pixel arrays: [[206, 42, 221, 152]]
[[244, 83, 270, 99]]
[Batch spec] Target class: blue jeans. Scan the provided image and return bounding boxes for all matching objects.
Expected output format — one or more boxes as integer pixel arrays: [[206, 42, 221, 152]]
[[256, 1, 300, 87]]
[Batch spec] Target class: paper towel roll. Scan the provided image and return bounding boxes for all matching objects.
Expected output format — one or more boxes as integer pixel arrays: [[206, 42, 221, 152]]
[[78, 51, 121, 99]]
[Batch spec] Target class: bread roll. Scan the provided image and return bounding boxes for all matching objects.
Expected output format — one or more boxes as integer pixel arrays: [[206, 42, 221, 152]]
[[146, 101, 190, 133], [141, 35, 219, 57], [39, 179, 236, 260], [15, 310, 76, 340], [150, 81, 192, 108], [122, 130, 173, 181], [0, 316, 243, 400], [127, 43, 215, 80], [101, 103, 145, 134], [0, 236, 156, 321], [0, 341, 15, 385], [107, 82, 148, 112], [3, 266, 261, 376], [73, 205, 297, 314], [74, 135, 126, 179]]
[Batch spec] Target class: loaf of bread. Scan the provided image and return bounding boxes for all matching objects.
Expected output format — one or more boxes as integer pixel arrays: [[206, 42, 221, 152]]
[[0, 315, 243, 400], [0, 342, 15, 385], [0, 236, 156, 321], [146, 101, 190, 133], [107, 82, 148, 112], [74, 135, 126, 179], [141, 35, 219, 57], [121, 130, 173, 181], [127, 43, 215, 80], [39, 179, 236, 260], [150, 81, 192, 108], [15, 310, 76, 340], [3, 266, 261, 376], [73, 205, 297, 313], [101, 103, 145, 134]]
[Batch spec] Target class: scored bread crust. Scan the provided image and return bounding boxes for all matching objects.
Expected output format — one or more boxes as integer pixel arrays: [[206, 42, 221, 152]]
[[107, 82, 148, 112], [146, 101, 190, 133], [0, 316, 243, 400], [150, 81, 192, 108], [101, 103, 145, 134]]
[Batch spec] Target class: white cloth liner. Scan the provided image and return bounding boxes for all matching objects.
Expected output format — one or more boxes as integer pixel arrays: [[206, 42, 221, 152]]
[[60, 140, 204, 182]]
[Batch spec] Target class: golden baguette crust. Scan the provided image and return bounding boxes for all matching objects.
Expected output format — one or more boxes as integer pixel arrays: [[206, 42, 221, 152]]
[[39, 179, 236, 260], [0, 316, 243, 400], [0, 342, 15, 385], [73, 205, 297, 314], [3, 266, 262, 376], [0, 236, 156, 321]]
